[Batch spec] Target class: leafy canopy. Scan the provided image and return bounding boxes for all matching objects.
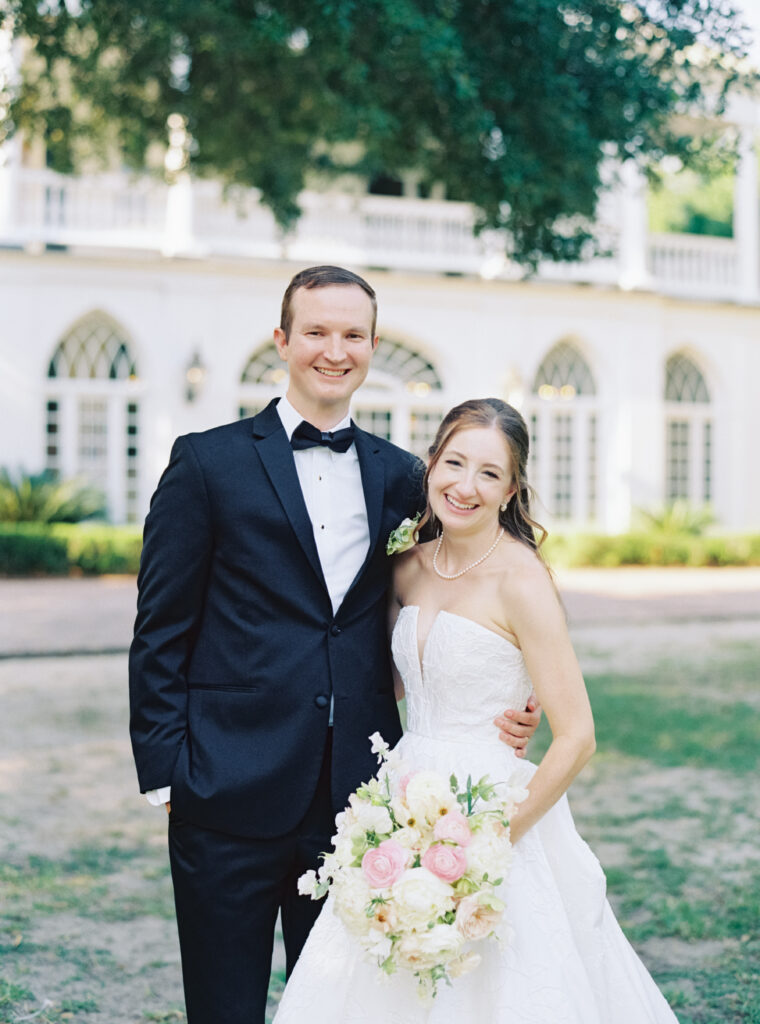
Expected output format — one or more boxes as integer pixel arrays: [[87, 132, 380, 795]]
[[4, 0, 757, 264]]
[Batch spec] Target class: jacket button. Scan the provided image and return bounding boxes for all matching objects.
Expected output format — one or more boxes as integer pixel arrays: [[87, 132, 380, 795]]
[[330, 624, 341, 636], [315, 695, 329, 709]]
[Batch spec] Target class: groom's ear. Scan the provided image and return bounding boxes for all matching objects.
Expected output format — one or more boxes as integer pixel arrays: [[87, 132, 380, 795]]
[[274, 327, 289, 358], [371, 334, 379, 351]]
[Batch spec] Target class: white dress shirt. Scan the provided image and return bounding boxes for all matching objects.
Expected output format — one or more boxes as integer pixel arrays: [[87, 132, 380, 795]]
[[146, 396, 370, 806]]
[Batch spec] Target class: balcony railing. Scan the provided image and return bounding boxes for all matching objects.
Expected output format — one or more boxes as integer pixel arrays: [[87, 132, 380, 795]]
[[1, 167, 756, 302]]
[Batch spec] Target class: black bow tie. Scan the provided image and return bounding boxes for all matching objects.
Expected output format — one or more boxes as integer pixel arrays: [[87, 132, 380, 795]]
[[291, 420, 355, 454]]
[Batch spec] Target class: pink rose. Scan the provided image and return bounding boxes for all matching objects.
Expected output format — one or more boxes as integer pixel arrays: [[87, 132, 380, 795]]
[[362, 839, 409, 889], [455, 894, 503, 940], [433, 810, 472, 847], [421, 843, 468, 884]]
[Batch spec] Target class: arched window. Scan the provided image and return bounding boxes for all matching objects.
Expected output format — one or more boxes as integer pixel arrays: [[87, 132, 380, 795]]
[[238, 336, 444, 456], [44, 312, 141, 522], [527, 341, 599, 523], [48, 315, 138, 380], [664, 352, 712, 504]]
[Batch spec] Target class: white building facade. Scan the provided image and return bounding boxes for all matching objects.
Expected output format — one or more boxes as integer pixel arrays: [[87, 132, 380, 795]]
[[1, 104, 758, 533]]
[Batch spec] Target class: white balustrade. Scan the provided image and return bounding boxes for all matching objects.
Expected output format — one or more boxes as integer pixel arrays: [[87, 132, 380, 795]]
[[1, 166, 757, 302], [647, 233, 740, 298]]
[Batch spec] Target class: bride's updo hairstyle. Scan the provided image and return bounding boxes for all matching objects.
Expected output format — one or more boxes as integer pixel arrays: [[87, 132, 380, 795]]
[[419, 398, 548, 554]]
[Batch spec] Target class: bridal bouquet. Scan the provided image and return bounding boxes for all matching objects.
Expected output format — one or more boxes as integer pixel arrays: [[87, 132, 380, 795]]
[[298, 733, 527, 999]]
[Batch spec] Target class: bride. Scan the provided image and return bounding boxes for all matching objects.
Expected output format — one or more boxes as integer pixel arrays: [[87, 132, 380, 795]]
[[274, 397, 679, 1022]]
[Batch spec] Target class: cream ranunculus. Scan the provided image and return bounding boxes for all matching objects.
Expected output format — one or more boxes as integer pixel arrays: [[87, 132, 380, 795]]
[[391, 868, 454, 931]]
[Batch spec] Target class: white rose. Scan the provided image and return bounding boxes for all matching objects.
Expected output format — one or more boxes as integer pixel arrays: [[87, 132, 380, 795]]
[[397, 924, 463, 969], [331, 868, 372, 937], [466, 829, 512, 881], [404, 771, 457, 825], [391, 868, 454, 931]]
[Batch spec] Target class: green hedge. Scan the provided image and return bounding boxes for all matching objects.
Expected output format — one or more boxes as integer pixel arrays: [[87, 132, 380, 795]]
[[545, 531, 760, 568], [2, 523, 760, 576], [0, 524, 143, 576]]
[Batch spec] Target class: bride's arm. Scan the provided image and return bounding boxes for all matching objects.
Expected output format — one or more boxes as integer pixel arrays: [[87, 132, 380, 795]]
[[503, 563, 595, 845]]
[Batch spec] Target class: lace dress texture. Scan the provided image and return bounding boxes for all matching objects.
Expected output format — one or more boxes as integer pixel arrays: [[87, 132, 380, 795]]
[[273, 606, 679, 1023]]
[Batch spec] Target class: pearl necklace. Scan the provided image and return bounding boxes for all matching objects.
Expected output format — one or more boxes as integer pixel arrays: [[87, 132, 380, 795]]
[[433, 528, 505, 580]]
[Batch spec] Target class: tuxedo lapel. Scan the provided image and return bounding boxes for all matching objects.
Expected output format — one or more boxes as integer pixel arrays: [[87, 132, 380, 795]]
[[350, 425, 386, 587], [251, 401, 327, 589]]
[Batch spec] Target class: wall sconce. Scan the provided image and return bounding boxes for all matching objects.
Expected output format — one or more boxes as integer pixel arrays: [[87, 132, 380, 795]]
[[185, 350, 206, 403]]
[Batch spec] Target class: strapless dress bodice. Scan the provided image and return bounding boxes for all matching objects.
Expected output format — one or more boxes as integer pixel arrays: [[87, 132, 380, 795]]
[[391, 605, 534, 748]]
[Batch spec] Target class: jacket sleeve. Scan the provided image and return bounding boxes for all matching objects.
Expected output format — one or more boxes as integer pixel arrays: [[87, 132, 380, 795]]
[[128, 435, 213, 792]]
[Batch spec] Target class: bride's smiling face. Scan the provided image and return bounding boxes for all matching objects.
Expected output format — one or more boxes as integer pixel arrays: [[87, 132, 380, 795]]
[[428, 426, 515, 533]]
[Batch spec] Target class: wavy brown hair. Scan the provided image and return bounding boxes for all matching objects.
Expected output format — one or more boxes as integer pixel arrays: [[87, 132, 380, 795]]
[[418, 398, 548, 555]]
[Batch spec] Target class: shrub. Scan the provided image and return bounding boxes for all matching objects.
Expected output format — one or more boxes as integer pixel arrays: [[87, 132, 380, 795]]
[[0, 468, 106, 523], [0, 524, 142, 576], [0, 526, 70, 575], [545, 531, 760, 568]]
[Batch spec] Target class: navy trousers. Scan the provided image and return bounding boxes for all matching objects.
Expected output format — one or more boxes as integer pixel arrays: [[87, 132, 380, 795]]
[[168, 731, 334, 1024]]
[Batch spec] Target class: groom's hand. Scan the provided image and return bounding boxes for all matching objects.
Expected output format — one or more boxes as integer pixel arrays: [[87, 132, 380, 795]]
[[165, 802, 171, 815], [494, 696, 542, 758]]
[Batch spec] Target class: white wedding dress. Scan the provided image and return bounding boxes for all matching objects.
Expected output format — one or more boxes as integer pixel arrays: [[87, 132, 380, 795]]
[[274, 606, 679, 1023]]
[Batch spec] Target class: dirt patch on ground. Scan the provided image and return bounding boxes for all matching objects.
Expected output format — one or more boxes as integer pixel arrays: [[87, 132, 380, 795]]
[[1, 608, 758, 1022]]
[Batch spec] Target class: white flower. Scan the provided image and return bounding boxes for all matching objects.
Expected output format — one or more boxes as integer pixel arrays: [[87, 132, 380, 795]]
[[448, 951, 482, 978], [363, 929, 393, 962], [404, 771, 457, 825], [397, 924, 463, 969], [297, 870, 318, 897], [350, 800, 393, 836], [331, 868, 373, 937], [392, 825, 424, 851], [466, 828, 512, 881], [391, 868, 454, 931]]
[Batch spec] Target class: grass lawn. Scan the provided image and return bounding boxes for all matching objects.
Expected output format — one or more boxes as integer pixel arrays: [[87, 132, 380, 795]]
[[0, 621, 758, 1023]]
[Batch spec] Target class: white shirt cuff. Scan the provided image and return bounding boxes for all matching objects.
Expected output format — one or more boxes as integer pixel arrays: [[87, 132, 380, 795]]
[[146, 786, 172, 806]]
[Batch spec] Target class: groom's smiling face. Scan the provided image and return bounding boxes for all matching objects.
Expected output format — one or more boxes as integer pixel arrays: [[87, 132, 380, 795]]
[[274, 284, 378, 423]]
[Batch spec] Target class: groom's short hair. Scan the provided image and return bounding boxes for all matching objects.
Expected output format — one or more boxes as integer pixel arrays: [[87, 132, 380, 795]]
[[280, 266, 378, 340]]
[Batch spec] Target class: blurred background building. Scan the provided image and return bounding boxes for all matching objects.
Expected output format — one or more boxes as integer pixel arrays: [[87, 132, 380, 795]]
[[0, 26, 758, 534]]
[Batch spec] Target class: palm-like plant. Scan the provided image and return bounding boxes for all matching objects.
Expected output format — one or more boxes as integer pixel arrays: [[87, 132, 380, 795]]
[[0, 468, 107, 523], [634, 501, 714, 537]]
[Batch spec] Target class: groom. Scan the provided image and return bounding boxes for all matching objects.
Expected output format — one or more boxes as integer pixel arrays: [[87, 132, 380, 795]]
[[129, 265, 540, 1024]]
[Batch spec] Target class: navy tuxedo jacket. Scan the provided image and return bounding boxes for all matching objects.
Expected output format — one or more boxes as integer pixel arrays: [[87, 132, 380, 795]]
[[129, 399, 424, 838]]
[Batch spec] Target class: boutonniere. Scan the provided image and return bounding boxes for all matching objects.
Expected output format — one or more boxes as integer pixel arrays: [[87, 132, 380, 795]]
[[386, 513, 421, 556]]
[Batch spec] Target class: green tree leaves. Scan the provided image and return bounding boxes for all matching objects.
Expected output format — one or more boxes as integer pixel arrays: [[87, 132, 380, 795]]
[[5, 0, 757, 263]]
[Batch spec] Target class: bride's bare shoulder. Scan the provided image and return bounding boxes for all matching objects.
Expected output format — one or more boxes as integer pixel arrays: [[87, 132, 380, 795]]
[[499, 540, 558, 606]]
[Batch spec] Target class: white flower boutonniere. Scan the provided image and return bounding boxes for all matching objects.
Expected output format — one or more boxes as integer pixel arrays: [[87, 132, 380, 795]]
[[386, 513, 421, 556]]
